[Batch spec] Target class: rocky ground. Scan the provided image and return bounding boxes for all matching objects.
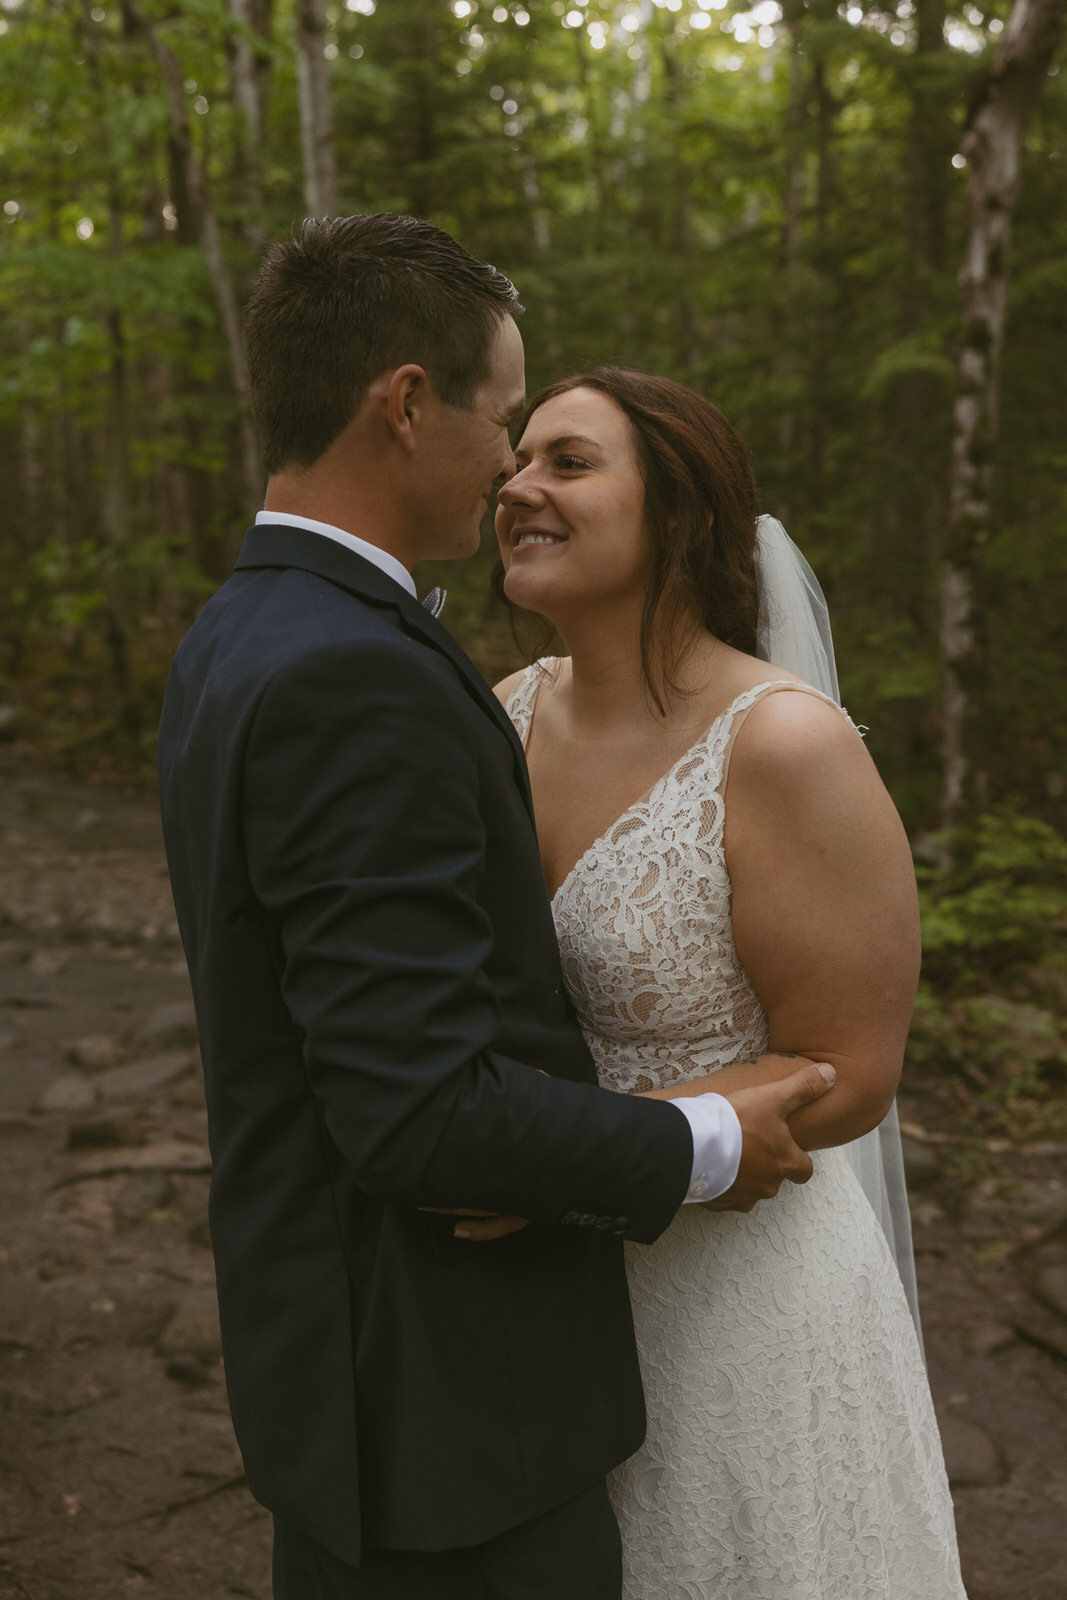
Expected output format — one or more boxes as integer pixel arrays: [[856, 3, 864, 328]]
[[0, 745, 1064, 1600]]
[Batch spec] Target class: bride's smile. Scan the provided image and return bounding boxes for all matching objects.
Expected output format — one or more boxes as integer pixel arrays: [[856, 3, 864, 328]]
[[489, 365, 966, 1600], [495, 387, 650, 620], [511, 526, 568, 550]]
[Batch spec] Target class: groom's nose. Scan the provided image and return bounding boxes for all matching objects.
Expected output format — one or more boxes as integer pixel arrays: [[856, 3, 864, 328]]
[[497, 440, 517, 482]]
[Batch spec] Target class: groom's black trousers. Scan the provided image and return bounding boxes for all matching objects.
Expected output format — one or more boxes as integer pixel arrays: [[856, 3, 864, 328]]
[[272, 1481, 622, 1600]]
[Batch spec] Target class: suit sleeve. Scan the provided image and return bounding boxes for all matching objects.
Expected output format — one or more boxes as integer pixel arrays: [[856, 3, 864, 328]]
[[242, 635, 692, 1241]]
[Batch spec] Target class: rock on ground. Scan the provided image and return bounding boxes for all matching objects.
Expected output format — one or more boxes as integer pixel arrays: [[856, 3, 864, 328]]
[[3, 747, 1067, 1600]]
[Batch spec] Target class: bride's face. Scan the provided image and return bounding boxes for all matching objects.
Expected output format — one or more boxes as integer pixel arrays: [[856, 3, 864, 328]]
[[495, 388, 650, 621]]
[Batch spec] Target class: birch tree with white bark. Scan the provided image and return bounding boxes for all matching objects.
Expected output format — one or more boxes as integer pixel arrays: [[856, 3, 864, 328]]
[[295, 0, 338, 216], [227, 0, 274, 244], [940, 0, 1065, 832]]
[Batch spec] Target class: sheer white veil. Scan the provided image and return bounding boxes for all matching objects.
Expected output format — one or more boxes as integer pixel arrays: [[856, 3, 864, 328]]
[[753, 514, 923, 1343]]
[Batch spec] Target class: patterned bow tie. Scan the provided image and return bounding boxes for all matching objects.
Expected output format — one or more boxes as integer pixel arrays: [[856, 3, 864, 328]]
[[421, 587, 447, 618]]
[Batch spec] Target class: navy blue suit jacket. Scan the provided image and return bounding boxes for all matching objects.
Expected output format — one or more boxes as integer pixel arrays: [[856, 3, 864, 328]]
[[157, 524, 692, 1564]]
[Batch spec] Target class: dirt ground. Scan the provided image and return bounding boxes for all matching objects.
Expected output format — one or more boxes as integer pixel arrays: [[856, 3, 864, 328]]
[[0, 745, 1065, 1600]]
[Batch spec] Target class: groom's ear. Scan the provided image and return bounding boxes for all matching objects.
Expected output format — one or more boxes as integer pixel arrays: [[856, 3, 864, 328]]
[[381, 364, 431, 453]]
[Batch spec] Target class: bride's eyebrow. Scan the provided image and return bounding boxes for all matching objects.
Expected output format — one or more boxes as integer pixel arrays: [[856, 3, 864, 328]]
[[548, 433, 601, 454], [515, 433, 603, 463]]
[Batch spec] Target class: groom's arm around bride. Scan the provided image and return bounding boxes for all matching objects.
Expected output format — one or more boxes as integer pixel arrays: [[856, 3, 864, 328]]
[[158, 213, 833, 1598]]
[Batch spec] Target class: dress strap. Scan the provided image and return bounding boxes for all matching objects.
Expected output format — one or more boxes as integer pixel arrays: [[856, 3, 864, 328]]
[[503, 657, 561, 749], [718, 680, 851, 793]]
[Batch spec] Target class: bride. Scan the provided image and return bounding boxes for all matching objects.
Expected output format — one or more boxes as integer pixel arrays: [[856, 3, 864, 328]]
[[483, 368, 967, 1598]]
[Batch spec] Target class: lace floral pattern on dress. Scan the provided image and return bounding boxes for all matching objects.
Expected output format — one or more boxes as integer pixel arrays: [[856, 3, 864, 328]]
[[507, 661, 967, 1600]]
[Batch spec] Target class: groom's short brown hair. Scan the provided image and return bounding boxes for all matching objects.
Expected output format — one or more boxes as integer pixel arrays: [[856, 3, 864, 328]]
[[246, 214, 522, 474]]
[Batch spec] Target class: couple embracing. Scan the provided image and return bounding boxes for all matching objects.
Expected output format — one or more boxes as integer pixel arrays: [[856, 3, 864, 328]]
[[158, 214, 967, 1599]]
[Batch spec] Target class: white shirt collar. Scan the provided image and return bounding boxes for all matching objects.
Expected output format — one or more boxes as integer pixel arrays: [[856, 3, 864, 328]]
[[254, 511, 417, 598]]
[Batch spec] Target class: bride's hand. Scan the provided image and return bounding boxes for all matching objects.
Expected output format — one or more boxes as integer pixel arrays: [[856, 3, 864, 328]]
[[417, 1066, 548, 1238], [419, 1206, 531, 1240]]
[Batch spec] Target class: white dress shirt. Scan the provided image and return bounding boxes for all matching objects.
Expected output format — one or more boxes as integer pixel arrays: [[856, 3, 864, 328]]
[[254, 509, 744, 1204], [255, 510, 417, 597]]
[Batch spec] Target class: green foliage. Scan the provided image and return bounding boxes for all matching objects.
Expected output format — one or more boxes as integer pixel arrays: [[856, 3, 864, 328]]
[[0, 0, 1063, 810], [917, 809, 1067, 982], [909, 980, 1067, 1143], [858, 334, 956, 402], [909, 807, 1067, 1143]]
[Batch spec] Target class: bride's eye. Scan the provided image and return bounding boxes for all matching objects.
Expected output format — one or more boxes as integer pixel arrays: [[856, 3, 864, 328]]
[[557, 454, 591, 471]]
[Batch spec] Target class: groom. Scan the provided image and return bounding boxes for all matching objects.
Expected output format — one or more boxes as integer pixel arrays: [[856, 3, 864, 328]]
[[158, 213, 834, 1600]]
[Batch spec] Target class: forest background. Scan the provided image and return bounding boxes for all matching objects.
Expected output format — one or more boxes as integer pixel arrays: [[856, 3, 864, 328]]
[[1, 0, 1066, 1115]]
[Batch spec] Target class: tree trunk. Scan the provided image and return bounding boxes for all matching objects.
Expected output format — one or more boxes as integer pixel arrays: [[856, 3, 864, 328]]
[[880, 0, 952, 639], [521, 154, 551, 257], [566, 22, 613, 230], [81, 0, 143, 733], [807, 43, 836, 511], [660, 17, 698, 371], [228, 0, 272, 144], [8, 415, 44, 676], [295, 0, 338, 215], [908, 0, 952, 277], [227, 0, 274, 245], [940, 0, 1065, 831], [100, 296, 143, 736], [130, 0, 265, 516], [401, 0, 440, 218], [772, 0, 809, 518]]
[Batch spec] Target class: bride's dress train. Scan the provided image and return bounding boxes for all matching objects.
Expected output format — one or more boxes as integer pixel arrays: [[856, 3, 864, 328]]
[[508, 666, 967, 1600]]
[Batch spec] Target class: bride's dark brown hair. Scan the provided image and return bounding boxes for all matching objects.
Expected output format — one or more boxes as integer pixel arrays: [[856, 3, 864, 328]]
[[492, 366, 760, 714]]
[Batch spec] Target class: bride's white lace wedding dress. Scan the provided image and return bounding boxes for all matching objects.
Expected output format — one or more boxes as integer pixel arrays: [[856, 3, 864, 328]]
[[507, 665, 967, 1600]]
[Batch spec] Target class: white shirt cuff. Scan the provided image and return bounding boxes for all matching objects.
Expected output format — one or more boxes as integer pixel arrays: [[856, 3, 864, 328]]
[[672, 1093, 743, 1202]]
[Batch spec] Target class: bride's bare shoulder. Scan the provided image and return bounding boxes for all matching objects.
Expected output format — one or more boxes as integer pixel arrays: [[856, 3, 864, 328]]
[[492, 668, 528, 707], [724, 688, 907, 880], [491, 655, 567, 708], [731, 686, 866, 787]]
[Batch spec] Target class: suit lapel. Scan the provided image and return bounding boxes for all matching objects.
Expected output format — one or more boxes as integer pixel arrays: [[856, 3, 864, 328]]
[[393, 590, 533, 801], [236, 523, 535, 818]]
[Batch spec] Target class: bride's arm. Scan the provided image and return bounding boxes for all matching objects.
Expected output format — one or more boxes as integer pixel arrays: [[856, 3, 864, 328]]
[[649, 692, 919, 1152]]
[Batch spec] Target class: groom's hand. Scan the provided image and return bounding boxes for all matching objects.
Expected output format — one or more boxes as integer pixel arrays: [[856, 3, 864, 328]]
[[704, 1063, 836, 1213], [419, 1205, 530, 1240]]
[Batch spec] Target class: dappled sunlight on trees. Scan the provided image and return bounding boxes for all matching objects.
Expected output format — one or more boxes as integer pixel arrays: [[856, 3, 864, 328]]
[[0, 0, 1063, 832]]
